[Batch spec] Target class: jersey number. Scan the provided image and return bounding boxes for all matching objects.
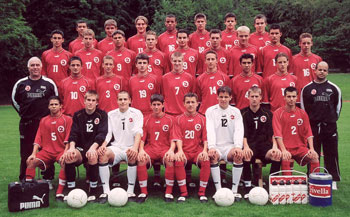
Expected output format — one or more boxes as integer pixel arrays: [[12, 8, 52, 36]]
[[209, 86, 217, 95], [291, 126, 297, 135], [53, 65, 58, 73], [155, 132, 160, 140], [303, 68, 310, 76], [175, 87, 180, 95], [106, 90, 110, 98], [185, 130, 194, 139], [86, 62, 92, 69], [86, 124, 93, 132], [221, 119, 228, 127], [70, 92, 78, 100], [51, 132, 57, 141], [254, 120, 258, 129], [122, 121, 125, 130], [139, 90, 147, 98], [117, 64, 122, 71]]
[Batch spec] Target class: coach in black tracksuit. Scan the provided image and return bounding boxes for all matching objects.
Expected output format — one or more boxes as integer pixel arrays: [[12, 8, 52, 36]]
[[11, 57, 58, 181], [301, 61, 342, 187]]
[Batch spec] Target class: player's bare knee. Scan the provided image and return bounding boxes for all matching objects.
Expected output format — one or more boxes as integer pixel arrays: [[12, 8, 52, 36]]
[[234, 158, 243, 164]]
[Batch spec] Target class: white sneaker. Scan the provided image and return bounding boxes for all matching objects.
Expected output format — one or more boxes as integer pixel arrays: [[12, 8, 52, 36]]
[[332, 181, 337, 190]]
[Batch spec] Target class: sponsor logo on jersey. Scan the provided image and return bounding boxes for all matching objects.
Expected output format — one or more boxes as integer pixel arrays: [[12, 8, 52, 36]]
[[94, 57, 100, 63], [148, 83, 154, 90], [311, 63, 316, 70], [311, 89, 317, 95], [242, 49, 247, 52], [290, 82, 295, 87], [41, 86, 47, 90], [129, 118, 133, 122], [163, 124, 169, 131], [58, 126, 65, 133], [195, 124, 201, 131], [94, 118, 100, 125], [230, 115, 235, 120], [309, 184, 331, 198], [206, 41, 211, 47], [189, 56, 195, 63], [125, 57, 131, 63], [114, 84, 120, 90], [182, 81, 189, 87], [260, 116, 267, 122], [61, 59, 67, 66], [25, 85, 31, 91], [155, 59, 161, 65], [297, 118, 303, 126], [217, 80, 224, 86], [79, 86, 86, 92], [219, 57, 226, 63]]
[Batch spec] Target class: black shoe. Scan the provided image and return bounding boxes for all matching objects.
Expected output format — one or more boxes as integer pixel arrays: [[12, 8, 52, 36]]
[[98, 193, 108, 204], [137, 193, 148, 203], [55, 194, 65, 202], [127, 193, 137, 202], [87, 189, 99, 203], [164, 194, 174, 202], [199, 195, 208, 203]]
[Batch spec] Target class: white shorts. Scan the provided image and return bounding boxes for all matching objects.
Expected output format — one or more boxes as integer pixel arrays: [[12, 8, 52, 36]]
[[215, 146, 234, 164], [108, 146, 128, 166]]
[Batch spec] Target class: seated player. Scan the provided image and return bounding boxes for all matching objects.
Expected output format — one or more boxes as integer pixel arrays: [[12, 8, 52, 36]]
[[173, 93, 210, 203], [273, 86, 320, 175], [64, 90, 108, 202], [241, 87, 281, 196], [25, 96, 72, 201], [137, 94, 177, 203], [98, 91, 143, 203], [206, 86, 244, 200]]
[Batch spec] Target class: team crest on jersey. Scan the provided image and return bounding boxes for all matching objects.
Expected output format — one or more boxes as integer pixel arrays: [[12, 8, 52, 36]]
[[155, 59, 161, 65], [94, 118, 100, 125], [162, 125, 169, 132], [230, 115, 235, 120], [129, 118, 133, 122], [260, 116, 267, 123], [234, 40, 239, 45], [182, 81, 189, 87], [25, 85, 31, 91], [79, 86, 86, 92], [94, 57, 100, 63], [125, 57, 131, 63], [311, 89, 317, 95], [219, 57, 226, 63], [217, 80, 224, 86], [195, 124, 202, 131], [311, 63, 317, 70], [206, 41, 211, 47], [114, 84, 120, 90], [148, 83, 154, 90], [61, 59, 67, 66], [57, 126, 65, 133], [189, 56, 195, 63], [297, 119, 303, 126], [290, 82, 296, 87]]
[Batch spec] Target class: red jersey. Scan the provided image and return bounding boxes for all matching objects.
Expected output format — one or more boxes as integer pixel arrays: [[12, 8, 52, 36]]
[[75, 48, 103, 80], [142, 114, 176, 150], [173, 113, 207, 153], [157, 31, 178, 54], [127, 34, 146, 54], [230, 73, 263, 109], [95, 74, 128, 113], [107, 47, 136, 80], [291, 53, 322, 89], [168, 48, 199, 77], [142, 49, 168, 81], [69, 38, 98, 54], [34, 113, 73, 155], [129, 73, 160, 116], [263, 73, 297, 111], [189, 30, 211, 54], [97, 37, 115, 55], [162, 72, 197, 115], [221, 30, 239, 50], [248, 32, 271, 50], [196, 71, 230, 114], [273, 106, 313, 149], [229, 44, 258, 77], [41, 48, 72, 85], [198, 47, 230, 75], [257, 43, 293, 78], [59, 75, 95, 116]]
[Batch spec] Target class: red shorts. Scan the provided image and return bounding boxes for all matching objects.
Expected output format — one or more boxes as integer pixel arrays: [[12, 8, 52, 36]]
[[287, 146, 309, 166], [184, 149, 204, 165], [144, 145, 168, 163], [36, 149, 64, 170]]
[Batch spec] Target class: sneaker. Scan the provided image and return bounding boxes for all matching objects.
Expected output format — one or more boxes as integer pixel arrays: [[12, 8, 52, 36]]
[[98, 193, 108, 204], [137, 193, 148, 203], [127, 192, 137, 202], [153, 182, 161, 187], [87, 189, 99, 203], [188, 182, 196, 188], [177, 196, 187, 203], [199, 195, 208, 203], [164, 194, 174, 202], [55, 194, 65, 202], [233, 193, 242, 202], [46, 179, 54, 190], [332, 181, 337, 190], [112, 182, 121, 187]]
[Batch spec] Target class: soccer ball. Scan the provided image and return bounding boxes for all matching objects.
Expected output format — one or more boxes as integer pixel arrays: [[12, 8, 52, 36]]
[[108, 187, 128, 207], [66, 188, 88, 208], [213, 188, 235, 207], [248, 187, 269, 205]]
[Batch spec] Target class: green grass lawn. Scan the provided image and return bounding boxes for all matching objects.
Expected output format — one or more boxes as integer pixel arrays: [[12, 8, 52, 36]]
[[1, 73, 349, 217]]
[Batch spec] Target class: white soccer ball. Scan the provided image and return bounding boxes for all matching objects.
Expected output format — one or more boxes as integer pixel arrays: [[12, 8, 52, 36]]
[[213, 188, 235, 207], [108, 187, 128, 207], [248, 187, 269, 205], [66, 188, 88, 208]]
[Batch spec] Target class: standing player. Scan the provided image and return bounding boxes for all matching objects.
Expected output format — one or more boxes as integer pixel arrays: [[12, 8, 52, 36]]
[[98, 91, 143, 202], [97, 19, 117, 55], [248, 14, 270, 50], [198, 29, 230, 75], [129, 53, 160, 116], [292, 33, 322, 89], [263, 53, 297, 111], [25, 96, 72, 201], [162, 52, 197, 116], [206, 86, 244, 200], [136, 94, 177, 202], [301, 61, 342, 189], [75, 29, 103, 80], [59, 56, 95, 116], [69, 20, 98, 54], [273, 87, 319, 175], [41, 30, 72, 85], [64, 90, 108, 201], [107, 30, 136, 80], [197, 50, 230, 115], [12, 57, 58, 182], [157, 14, 178, 54], [189, 13, 211, 54], [229, 26, 258, 77], [230, 54, 263, 110], [173, 93, 210, 202], [257, 24, 292, 78], [96, 55, 128, 113], [241, 87, 281, 193], [221, 12, 238, 50], [127, 16, 148, 54]]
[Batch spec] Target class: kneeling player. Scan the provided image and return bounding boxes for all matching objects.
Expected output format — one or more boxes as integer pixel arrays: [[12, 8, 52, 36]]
[[137, 94, 177, 203], [65, 90, 108, 202], [25, 96, 72, 201], [241, 87, 281, 195], [98, 91, 143, 203], [173, 93, 210, 203], [273, 87, 319, 175], [206, 86, 244, 200]]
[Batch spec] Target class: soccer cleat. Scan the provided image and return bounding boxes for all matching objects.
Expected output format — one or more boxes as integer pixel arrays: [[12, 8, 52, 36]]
[[153, 182, 161, 187], [55, 194, 65, 202], [87, 189, 99, 203], [199, 195, 208, 203], [177, 196, 187, 203], [164, 194, 174, 202], [137, 193, 148, 203], [332, 181, 337, 190], [46, 179, 54, 190], [233, 193, 242, 202], [127, 192, 137, 202], [98, 193, 108, 204]]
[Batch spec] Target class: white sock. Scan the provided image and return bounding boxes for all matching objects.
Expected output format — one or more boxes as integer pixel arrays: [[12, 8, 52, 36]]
[[211, 164, 221, 190], [99, 164, 110, 194], [232, 163, 243, 193], [127, 165, 137, 194]]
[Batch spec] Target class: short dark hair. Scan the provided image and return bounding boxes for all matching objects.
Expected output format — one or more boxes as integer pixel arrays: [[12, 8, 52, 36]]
[[217, 86, 232, 96], [76, 20, 87, 27], [274, 52, 289, 62], [269, 24, 281, 32], [224, 12, 236, 21], [209, 29, 222, 37], [151, 94, 164, 104], [239, 53, 254, 63], [50, 30, 64, 38], [135, 53, 149, 64], [205, 50, 218, 59], [177, 29, 189, 38], [166, 14, 176, 20], [85, 90, 99, 101], [254, 14, 267, 24], [112, 30, 125, 38], [284, 86, 297, 96], [118, 91, 131, 99], [48, 95, 62, 104], [194, 13, 206, 21], [69, 56, 82, 65], [184, 92, 198, 102]]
